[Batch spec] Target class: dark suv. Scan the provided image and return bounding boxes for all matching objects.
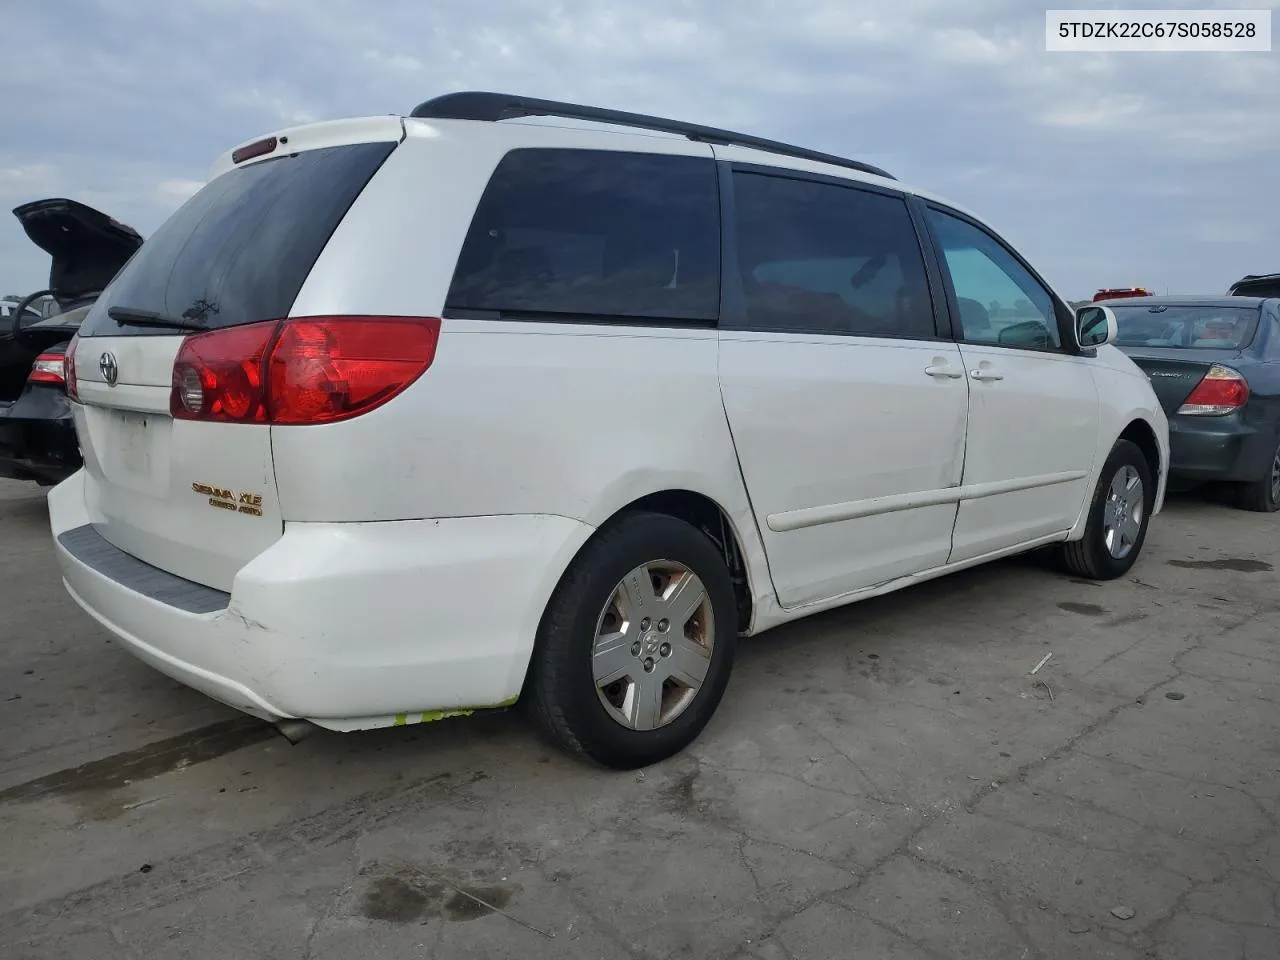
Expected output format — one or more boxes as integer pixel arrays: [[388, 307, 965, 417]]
[[1228, 274, 1280, 298]]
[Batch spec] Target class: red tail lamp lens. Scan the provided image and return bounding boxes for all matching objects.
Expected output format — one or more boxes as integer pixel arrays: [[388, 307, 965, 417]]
[[1177, 364, 1249, 416], [65, 334, 80, 401], [170, 320, 276, 422], [268, 317, 439, 424], [28, 352, 67, 386], [169, 317, 440, 425]]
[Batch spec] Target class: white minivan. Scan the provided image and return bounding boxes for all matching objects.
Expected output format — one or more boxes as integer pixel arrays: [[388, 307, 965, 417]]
[[49, 92, 1168, 768]]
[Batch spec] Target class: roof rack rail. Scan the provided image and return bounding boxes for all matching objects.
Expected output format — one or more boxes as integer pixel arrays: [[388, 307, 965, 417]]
[[409, 91, 895, 181]]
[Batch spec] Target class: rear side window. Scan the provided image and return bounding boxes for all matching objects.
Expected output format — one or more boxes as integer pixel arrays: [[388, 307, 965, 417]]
[[446, 149, 720, 323], [79, 142, 396, 336], [730, 172, 935, 339]]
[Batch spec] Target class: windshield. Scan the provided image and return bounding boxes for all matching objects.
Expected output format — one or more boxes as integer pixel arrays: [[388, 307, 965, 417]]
[[1111, 303, 1260, 350]]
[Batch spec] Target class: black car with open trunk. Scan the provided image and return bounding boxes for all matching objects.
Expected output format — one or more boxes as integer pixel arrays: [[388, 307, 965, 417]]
[[0, 199, 142, 484]]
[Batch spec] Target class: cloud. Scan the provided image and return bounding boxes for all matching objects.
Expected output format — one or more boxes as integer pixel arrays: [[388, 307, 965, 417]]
[[0, 0, 1276, 296], [0, 165, 58, 198], [1041, 94, 1148, 129], [363, 50, 427, 74], [157, 179, 205, 202]]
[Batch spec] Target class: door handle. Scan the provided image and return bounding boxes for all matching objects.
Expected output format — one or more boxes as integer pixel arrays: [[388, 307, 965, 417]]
[[924, 364, 963, 379], [969, 369, 1004, 382]]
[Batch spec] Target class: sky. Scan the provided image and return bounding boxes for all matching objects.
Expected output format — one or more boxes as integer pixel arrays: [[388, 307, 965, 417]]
[[1, 0, 1277, 301]]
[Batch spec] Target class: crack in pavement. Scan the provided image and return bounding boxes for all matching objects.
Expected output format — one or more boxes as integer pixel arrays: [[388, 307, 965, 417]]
[[746, 615, 1280, 956], [968, 805, 1223, 884], [1070, 751, 1280, 836], [840, 905, 962, 960], [7, 493, 1280, 959]]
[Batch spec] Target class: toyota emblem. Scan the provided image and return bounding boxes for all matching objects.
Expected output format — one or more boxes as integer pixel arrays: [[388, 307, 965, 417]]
[[99, 351, 119, 387]]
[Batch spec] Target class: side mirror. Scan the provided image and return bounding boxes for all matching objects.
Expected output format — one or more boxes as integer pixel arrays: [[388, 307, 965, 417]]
[[1075, 305, 1117, 349]]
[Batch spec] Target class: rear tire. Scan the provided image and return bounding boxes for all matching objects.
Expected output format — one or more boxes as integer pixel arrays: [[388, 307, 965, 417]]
[[1059, 439, 1154, 580], [1234, 436, 1280, 513], [526, 511, 737, 769]]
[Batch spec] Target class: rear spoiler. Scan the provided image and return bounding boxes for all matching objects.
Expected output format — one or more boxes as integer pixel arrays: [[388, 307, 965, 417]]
[[208, 116, 407, 181]]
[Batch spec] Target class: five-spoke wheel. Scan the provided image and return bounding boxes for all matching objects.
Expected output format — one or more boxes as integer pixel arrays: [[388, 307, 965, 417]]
[[1060, 439, 1154, 580]]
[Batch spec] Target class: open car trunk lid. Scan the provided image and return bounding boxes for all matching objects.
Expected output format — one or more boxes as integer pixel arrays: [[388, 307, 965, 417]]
[[68, 119, 402, 592], [13, 199, 143, 313]]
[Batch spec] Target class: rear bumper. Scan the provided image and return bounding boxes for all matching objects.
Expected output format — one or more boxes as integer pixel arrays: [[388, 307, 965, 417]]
[[0, 399, 79, 485], [1168, 414, 1274, 484], [48, 470, 595, 729]]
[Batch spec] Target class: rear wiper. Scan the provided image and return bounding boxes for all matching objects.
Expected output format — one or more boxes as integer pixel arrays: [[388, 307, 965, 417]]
[[107, 306, 207, 331]]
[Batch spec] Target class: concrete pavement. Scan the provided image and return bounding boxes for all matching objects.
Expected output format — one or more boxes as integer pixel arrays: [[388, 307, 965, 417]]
[[1, 477, 1277, 959]]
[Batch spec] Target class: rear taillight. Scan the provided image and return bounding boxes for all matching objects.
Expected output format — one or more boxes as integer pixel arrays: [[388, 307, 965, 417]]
[[267, 317, 441, 424], [1177, 364, 1249, 416], [65, 334, 80, 401], [170, 316, 440, 425], [171, 320, 275, 422], [28, 352, 66, 387]]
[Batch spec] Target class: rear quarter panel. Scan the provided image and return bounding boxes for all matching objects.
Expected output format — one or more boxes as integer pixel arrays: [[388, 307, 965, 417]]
[[272, 119, 770, 594], [269, 319, 753, 528]]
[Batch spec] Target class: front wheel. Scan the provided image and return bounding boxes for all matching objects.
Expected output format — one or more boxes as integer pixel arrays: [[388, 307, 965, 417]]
[[526, 511, 737, 769], [1059, 439, 1154, 580]]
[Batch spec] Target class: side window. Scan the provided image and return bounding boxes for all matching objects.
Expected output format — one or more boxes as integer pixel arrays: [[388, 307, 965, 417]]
[[926, 208, 1061, 350], [446, 149, 719, 322], [731, 172, 935, 339]]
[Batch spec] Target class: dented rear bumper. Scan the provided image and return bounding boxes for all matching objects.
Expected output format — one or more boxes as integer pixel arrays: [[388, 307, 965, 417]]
[[48, 469, 595, 730]]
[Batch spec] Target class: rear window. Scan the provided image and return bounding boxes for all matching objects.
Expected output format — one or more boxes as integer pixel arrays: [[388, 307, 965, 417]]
[[1112, 303, 1260, 350], [78, 142, 395, 337], [446, 149, 720, 323]]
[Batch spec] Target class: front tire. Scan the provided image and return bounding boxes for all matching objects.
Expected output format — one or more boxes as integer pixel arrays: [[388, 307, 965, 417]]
[[526, 511, 737, 769], [1234, 436, 1280, 513], [1059, 439, 1154, 580]]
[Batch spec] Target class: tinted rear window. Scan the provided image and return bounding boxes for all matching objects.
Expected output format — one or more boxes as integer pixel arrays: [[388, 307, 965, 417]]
[[446, 149, 720, 323], [1112, 304, 1260, 350], [79, 142, 395, 336]]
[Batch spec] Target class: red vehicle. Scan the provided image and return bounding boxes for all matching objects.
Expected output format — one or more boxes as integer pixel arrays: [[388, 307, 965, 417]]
[[1094, 287, 1152, 302]]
